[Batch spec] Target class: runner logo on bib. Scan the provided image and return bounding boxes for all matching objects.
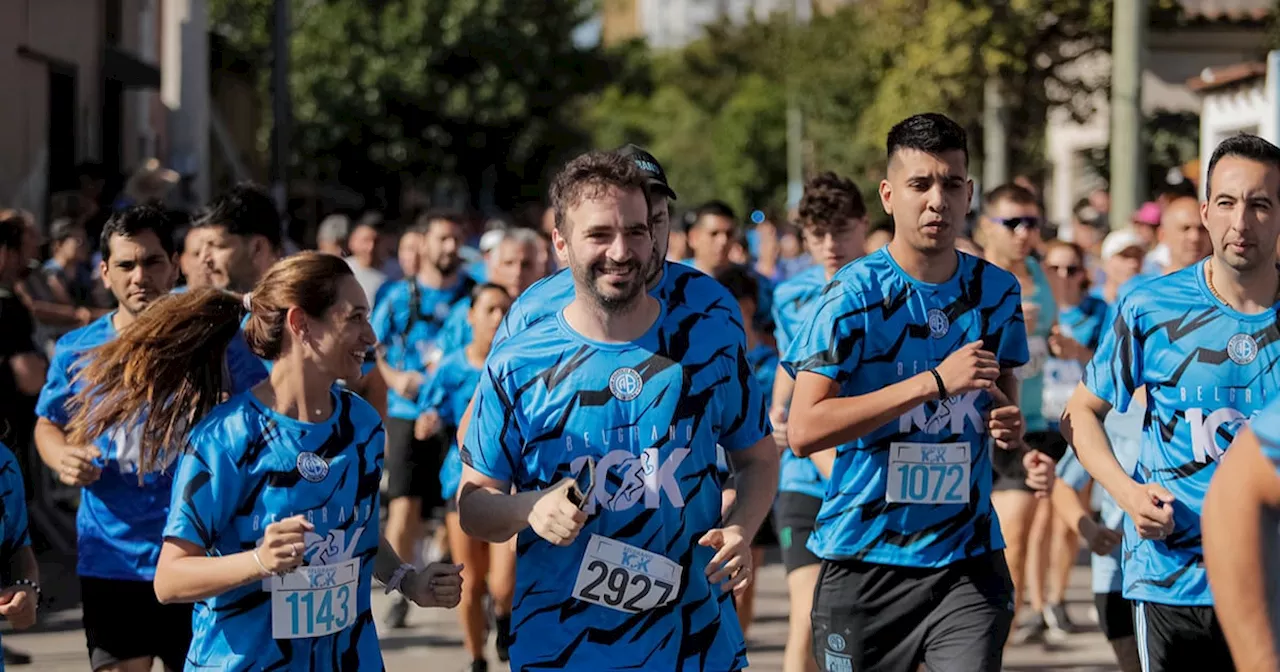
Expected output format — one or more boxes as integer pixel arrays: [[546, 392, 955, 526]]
[[572, 534, 682, 613], [270, 558, 359, 639], [886, 442, 970, 504]]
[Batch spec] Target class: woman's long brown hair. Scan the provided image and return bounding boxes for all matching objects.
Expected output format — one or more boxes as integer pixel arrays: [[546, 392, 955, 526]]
[[64, 252, 356, 473], [65, 288, 245, 474]]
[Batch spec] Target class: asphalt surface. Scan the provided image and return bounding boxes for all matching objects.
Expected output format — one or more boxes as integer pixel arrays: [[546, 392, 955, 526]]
[[2, 547, 1121, 671]]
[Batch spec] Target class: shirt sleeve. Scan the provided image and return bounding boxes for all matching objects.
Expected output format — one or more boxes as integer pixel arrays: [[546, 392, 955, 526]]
[[417, 367, 449, 418], [1085, 296, 1142, 414], [163, 427, 240, 550], [718, 344, 772, 452], [991, 279, 1030, 370], [226, 333, 268, 393], [371, 284, 400, 345], [780, 282, 867, 385], [35, 340, 77, 425], [1054, 448, 1091, 491], [0, 447, 30, 555], [460, 363, 525, 484]]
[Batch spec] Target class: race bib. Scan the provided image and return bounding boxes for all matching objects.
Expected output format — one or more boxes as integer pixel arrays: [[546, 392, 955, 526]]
[[1042, 358, 1083, 419], [270, 558, 359, 640], [1018, 336, 1049, 380], [886, 442, 970, 504], [572, 535, 682, 613]]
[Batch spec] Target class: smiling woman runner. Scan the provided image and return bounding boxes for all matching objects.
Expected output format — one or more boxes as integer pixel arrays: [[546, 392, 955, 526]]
[[64, 252, 462, 671]]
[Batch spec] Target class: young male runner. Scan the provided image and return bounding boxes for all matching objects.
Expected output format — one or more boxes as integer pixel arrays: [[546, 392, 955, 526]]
[[783, 113, 1056, 672], [1063, 133, 1280, 671], [457, 151, 777, 670], [770, 171, 866, 672], [35, 206, 266, 671], [371, 210, 473, 627]]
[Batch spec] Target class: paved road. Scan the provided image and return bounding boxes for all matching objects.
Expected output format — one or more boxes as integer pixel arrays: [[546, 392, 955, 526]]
[[3, 555, 1120, 671]]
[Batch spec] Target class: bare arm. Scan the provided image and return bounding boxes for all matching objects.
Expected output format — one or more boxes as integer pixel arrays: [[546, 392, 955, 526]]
[[9, 354, 46, 397], [34, 418, 102, 486], [9, 545, 37, 585], [456, 466, 545, 543], [723, 437, 780, 539], [1204, 428, 1280, 672], [788, 371, 937, 457], [13, 283, 87, 328], [1060, 385, 1132, 501], [154, 538, 270, 604]]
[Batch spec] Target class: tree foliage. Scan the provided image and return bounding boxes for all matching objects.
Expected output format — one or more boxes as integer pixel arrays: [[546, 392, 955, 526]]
[[209, 0, 609, 209], [579, 0, 1188, 218]]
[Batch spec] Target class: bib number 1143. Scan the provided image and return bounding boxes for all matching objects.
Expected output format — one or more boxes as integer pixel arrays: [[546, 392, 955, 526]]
[[886, 442, 970, 505], [271, 559, 359, 639]]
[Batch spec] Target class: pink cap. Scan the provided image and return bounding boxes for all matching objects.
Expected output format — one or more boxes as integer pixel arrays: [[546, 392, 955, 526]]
[[1133, 201, 1162, 226]]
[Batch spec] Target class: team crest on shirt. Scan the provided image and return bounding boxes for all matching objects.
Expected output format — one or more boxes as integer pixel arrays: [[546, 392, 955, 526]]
[[296, 452, 330, 482], [609, 367, 644, 401], [827, 633, 847, 652], [926, 308, 950, 339], [1228, 333, 1259, 365]]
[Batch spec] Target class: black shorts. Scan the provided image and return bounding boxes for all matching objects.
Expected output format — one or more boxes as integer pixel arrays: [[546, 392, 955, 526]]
[[1134, 601, 1235, 672], [1095, 591, 1134, 641], [773, 492, 822, 573], [811, 552, 1015, 672], [384, 417, 446, 508], [82, 577, 193, 671], [992, 431, 1067, 493]]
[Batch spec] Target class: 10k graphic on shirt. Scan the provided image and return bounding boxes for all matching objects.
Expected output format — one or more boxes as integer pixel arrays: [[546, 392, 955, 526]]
[[464, 301, 770, 671], [1086, 261, 1280, 607], [164, 389, 385, 671], [782, 249, 1030, 568]]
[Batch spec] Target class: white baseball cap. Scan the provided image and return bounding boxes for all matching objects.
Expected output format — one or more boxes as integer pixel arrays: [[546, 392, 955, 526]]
[[479, 229, 506, 254], [1101, 229, 1147, 261]]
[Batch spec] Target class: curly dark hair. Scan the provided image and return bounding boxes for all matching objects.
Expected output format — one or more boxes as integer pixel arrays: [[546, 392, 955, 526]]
[[797, 171, 866, 231]]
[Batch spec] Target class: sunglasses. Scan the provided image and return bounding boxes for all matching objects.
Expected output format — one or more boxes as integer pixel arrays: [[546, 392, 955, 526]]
[[991, 216, 1042, 231], [1045, 264, 1083, 277]]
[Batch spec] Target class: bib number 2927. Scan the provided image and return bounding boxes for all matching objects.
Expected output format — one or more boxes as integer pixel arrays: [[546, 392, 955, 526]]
[[270, 559, 359, 639], [572, 535, 682, 613], [886, 442, 970, 505]]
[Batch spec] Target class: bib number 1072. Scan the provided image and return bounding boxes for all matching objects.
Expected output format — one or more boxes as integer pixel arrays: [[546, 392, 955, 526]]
[[886, 442, 971, 505]]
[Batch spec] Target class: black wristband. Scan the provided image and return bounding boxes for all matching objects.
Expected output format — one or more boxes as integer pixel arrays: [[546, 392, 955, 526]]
[[929, 369, 948, 401]]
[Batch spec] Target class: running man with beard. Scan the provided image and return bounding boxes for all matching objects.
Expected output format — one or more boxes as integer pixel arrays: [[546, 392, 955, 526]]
[[457, 150, 777, 671], [784, 113, 1055, 672], [1063, 134, 1280, 671], [371, 210, 474, 628]]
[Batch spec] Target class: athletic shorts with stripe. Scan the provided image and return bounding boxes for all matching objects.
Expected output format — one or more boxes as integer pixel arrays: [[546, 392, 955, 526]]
[[1133, 601, 1235, 672]]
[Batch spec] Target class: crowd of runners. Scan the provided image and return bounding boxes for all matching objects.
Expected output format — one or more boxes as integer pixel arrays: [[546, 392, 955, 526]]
[[0, 110, 1276, 671]]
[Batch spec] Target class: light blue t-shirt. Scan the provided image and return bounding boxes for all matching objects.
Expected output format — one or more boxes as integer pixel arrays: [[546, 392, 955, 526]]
[[1086, 261, 1280, 606]]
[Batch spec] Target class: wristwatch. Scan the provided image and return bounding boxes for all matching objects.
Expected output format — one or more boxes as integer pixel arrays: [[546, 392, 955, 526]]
[[12, 579, 40, 604]]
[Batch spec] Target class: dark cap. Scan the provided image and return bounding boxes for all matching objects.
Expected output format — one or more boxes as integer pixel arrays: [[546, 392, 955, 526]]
[[616, 144, 678, 201]]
